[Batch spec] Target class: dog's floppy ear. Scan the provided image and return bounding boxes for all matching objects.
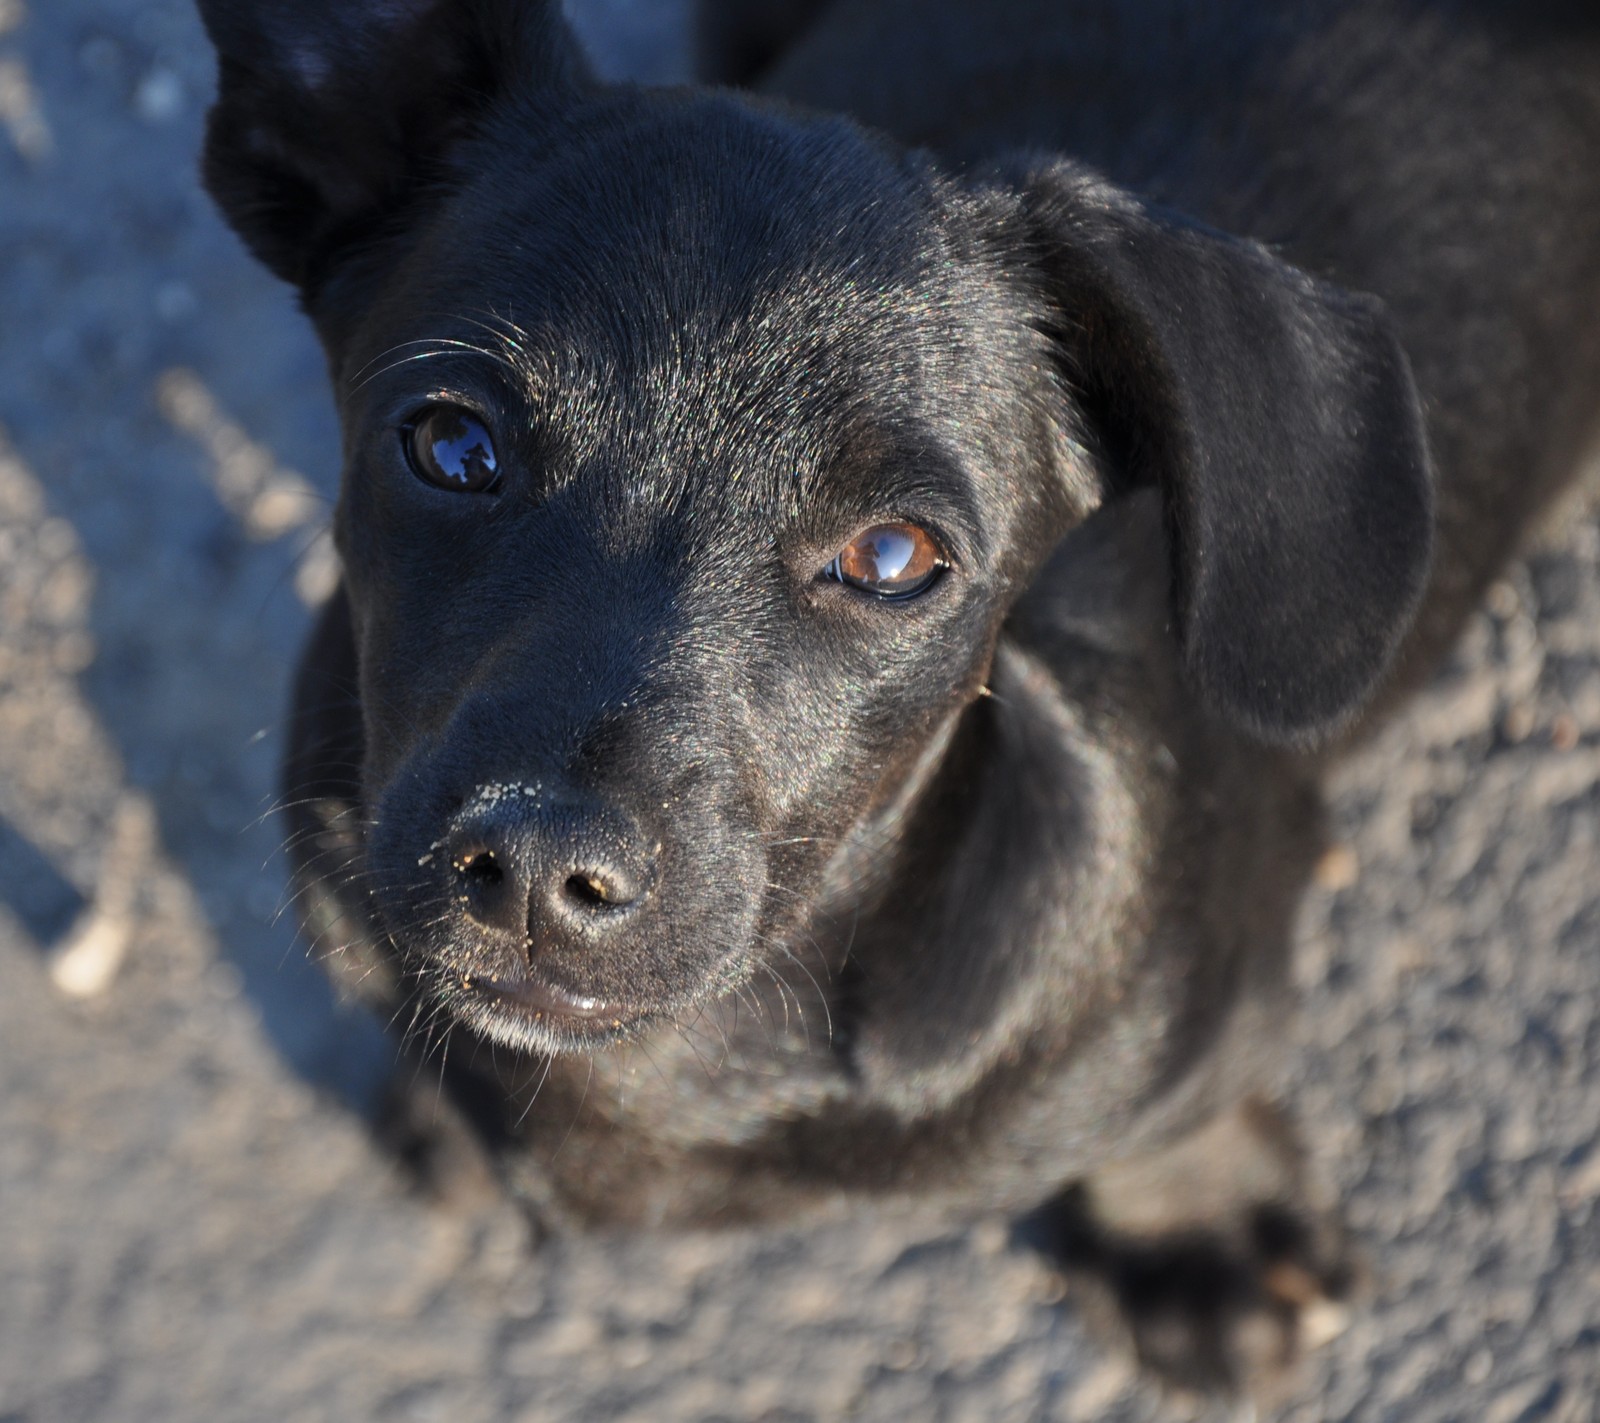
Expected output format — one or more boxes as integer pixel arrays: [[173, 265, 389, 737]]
[[996, 160, 1434, 744], [197, 0, 587, 294]]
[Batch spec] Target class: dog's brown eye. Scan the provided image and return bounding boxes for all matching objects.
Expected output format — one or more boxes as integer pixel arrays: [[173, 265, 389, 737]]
[[403, 406, 499, 492], [826, 522, 947, 599]]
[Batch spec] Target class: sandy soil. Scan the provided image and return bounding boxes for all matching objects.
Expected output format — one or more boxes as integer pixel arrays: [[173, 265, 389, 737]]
[[0, 2, 1595, 1420]]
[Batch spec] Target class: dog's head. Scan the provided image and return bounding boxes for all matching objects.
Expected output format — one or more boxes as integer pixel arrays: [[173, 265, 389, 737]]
[[201, 0, 1431, 1058]]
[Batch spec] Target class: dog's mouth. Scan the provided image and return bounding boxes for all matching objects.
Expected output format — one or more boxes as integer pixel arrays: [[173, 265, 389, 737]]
[[478, 973, 634, 1026], [447, 969, 653, 1049]]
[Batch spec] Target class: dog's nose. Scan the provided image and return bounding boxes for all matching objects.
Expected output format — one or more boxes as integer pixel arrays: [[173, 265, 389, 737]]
[[445, 785, 656, 947]]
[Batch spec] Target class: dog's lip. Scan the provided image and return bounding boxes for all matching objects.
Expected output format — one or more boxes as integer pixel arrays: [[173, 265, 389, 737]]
[[471, 972, 636, 1026]]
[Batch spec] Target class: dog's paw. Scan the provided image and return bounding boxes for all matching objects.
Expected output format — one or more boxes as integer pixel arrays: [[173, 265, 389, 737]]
[[1046, 1190, 1356, 1404], [1034, 1100, 1358, 1405]]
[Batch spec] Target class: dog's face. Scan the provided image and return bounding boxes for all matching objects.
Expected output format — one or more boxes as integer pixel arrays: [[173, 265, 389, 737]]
[[330, 99, 1089, 1050], [199, 0, 1433, 1060]]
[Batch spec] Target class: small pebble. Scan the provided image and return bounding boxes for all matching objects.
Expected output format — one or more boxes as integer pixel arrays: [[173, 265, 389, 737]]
[[1484, 580, 1521, 619], [970, 1217, 1008, 1256], [614, 1336, 651, 1370], [49, 906, 130, 998], [884, 1338, 921, 1371], [134, 67, 183, 123], [1314, 842, 1360, 892], [1501, 703, 1535, 743], [1063, 1358, 1135, 1417], [1551, 713, 1579, 752], [1559, 1147, 1600, 1207]]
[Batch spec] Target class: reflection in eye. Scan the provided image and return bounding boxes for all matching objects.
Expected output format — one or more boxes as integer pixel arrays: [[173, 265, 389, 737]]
[[827, 522, 946, 598], [404, 406, 500, 492]]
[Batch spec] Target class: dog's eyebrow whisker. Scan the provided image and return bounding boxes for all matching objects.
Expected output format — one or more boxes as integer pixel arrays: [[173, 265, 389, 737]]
[[461, 307, 535, 350], [457, 312, 545, 381], [348, 345, 469, 393], [346, 337, 454, 383], [349, 335, 527, 393], [348, 335, 498, 382]]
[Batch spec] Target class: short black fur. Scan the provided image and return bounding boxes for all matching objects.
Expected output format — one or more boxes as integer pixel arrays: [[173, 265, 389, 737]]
[[197, 0, 1600, 1402]]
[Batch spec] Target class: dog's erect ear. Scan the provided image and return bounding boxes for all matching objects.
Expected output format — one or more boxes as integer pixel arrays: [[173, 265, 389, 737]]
[[995, 160, 1434, 745], [197, 0, 587, 293]]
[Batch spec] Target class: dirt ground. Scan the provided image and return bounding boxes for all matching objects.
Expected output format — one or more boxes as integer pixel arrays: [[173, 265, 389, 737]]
[[1, 2, 1596, 1420]]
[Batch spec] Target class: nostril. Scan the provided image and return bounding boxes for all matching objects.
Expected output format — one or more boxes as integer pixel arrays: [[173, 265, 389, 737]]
[[448, 835, 526, 936], [562, 868, 638, 910], [455, 847, 504, 889]]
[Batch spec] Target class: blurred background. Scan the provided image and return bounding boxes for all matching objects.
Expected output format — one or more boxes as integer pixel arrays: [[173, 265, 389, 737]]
[[0, 1, 1596, 1419]]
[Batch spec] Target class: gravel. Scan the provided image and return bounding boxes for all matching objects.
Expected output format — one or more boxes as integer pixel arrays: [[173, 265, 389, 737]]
[[0, 2, 1595, 1420]]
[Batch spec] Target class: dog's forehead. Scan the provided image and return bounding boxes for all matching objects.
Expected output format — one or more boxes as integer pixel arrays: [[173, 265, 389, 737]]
[[460, 91, 948, 320], [357, 94, 998, 438]]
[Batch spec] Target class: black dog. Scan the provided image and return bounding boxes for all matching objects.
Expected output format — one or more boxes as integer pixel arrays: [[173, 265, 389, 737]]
[[196, 0, 1600, 1401]]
